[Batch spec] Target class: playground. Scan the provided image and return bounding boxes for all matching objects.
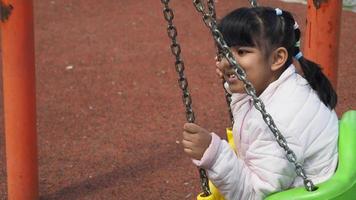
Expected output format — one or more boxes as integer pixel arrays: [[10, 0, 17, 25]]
[[0, 0, 355, 199]]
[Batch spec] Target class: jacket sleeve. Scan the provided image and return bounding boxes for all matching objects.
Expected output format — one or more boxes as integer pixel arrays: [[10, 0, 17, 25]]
[[195, 119, 303, 200]]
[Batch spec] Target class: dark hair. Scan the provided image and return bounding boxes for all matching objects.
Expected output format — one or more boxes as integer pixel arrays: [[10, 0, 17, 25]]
[[217, 7, 337, 109]]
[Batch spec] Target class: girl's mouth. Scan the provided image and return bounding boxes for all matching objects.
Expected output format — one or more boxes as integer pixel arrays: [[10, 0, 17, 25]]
[[226, 73, 238, 84]]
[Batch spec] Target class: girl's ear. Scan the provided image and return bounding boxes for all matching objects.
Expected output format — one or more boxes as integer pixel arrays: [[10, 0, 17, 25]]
[[270, 47, 288, 71]]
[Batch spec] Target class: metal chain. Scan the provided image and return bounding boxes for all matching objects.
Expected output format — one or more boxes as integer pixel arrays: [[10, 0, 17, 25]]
[[207, 0, 216, 19], [160, 0, 211, 196], [248, 0, 259, 7], [206, 0, 234, 125], [192, 0, 317, 192]]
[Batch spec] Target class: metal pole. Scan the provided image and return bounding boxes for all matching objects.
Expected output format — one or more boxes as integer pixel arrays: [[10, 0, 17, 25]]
[[1, 0, 38, 199], [304, 0, 342, 88]]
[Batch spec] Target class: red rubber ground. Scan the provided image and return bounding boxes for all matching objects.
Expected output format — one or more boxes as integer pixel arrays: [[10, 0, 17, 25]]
[[0, 0, 355, 199]]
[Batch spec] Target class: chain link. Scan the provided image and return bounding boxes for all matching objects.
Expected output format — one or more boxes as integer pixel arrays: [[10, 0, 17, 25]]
[[192, 0, 317, 192], [248, 0, 259, 7], [205, 0, 235, 125], [162, 1, 196, 124], [161, 0, 211, 196], [207, 0, 216, 19]]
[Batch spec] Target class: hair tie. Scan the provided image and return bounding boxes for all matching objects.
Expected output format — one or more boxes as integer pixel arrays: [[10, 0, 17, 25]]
[[295, 40, 301, 47], [275, 8, 283, 16], [293, 22, 299, 30], [294, 52, 303, 60]]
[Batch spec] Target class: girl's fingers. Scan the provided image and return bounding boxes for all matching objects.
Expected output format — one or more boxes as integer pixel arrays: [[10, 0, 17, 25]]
[[182, 140, 198, 157], [182, 131, 194, 142], [183, 147, 200, 160], [181, 138, 194, 149], [216, 58, 229, 70], [216, 68, 223, 78], [183, 147, 193, 156], [183, 123, 202, 133], [220, 58, 229, 68]]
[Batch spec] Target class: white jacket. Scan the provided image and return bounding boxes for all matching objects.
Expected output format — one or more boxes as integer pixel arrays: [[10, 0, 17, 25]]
[[193, 65, 338, 200]]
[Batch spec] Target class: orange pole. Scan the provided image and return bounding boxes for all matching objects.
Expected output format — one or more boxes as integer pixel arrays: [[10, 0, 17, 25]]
[[1, 0, 38, 199], [304, 0, 342, 88]]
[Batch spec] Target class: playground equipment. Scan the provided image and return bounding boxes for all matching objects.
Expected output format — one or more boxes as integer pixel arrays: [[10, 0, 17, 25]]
[[305, 0, 342, 88], [266, 111, 356, 200], [0, 0, 38, 200], [161, 0, 355, 199]]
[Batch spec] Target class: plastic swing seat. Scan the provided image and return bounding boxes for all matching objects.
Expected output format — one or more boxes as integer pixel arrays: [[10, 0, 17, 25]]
[[197, 110, 356, 200], [267, 110, 356, 200]]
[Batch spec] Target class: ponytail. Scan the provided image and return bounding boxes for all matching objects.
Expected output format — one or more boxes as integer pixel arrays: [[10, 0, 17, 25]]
[[292, 20, 337, 109], [297, 57, 337, 109]]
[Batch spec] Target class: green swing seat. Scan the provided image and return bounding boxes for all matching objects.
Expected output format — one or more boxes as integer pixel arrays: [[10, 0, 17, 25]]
[[266, 110, 356, 200]]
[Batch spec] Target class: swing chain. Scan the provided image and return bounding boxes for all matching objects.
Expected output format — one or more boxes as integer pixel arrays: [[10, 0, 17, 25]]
[[161, 0, 211, 196], [207, 0, 216, 19], [162, 0, 195, 123], [192, 0, 317, 192], [204, 0, 235, 125], [248, 0, 259, 7]]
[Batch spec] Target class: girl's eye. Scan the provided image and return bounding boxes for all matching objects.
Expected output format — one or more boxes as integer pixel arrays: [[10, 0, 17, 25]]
[[237, 49, 247, 55]]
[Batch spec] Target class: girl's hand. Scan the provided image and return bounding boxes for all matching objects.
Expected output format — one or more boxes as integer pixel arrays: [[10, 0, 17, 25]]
[[182, 123, 212, 160], [215, 56, 223, 79], [215, 56, 229, 80]]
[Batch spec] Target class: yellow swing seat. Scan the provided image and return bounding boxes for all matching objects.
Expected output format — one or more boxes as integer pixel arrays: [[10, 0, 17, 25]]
[[197, 110, 356, 200]]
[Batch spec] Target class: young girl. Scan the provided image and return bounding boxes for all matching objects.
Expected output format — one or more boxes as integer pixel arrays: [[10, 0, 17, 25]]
[[182, 7, 338, 200]]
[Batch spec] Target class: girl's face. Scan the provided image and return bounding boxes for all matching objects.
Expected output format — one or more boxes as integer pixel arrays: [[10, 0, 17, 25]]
[[221, 46, 277, 96]]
